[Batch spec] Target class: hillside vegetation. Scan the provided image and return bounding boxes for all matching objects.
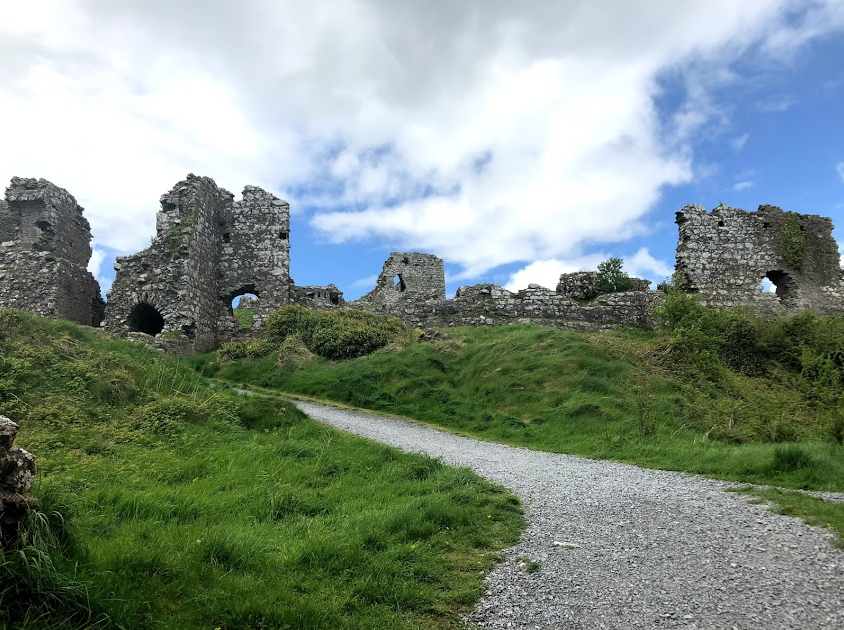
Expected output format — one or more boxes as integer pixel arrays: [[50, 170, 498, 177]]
[[0, 310, 522, 629], [205, 296, 844, 493]]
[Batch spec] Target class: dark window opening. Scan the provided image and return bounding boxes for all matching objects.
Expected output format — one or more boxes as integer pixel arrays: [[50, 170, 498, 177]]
[[181, 322, 197, 339], [394, 274, 406, 293], [279, 232, 289, 240], [128, 303, 165, 336], [330, 294, 340, 305], [717, 220, 725, 227], [402, 256, 410, 264], [223, 233, 231, 243], [760, 270, 793, 302], [763, 222, 771, 228]]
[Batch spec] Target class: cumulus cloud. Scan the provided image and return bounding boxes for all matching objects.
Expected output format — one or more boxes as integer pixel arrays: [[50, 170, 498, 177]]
[[2, 0, 843, 280], [734, 181, 754, 191]]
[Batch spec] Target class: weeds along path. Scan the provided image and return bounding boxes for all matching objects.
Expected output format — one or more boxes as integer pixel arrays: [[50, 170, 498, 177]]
[[294, 401, 844, 630]]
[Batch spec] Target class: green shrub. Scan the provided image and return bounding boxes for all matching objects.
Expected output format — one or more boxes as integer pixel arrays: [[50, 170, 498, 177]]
[[265, 305, 319, 343], [596, 257, 633, 293]]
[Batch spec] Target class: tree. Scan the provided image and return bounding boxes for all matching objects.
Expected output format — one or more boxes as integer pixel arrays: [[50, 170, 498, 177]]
[[596, 257, 632, 293]]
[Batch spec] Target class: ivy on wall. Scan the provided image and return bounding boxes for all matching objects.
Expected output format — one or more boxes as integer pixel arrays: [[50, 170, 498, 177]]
[[780, 213, 805, 270]]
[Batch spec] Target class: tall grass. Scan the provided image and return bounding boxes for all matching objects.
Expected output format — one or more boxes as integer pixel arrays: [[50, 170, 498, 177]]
[[0, 309, 523, 628]]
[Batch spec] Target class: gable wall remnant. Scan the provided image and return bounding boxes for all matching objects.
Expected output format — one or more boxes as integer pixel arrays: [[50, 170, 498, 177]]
[[0, 177, 104, 326], [104, 174, 291, 351], [676, 204, 844, 317]]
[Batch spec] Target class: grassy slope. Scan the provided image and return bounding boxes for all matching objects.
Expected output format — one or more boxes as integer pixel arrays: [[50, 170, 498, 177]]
[[206, 324, 844, 493], [0, 310, 522, 630]]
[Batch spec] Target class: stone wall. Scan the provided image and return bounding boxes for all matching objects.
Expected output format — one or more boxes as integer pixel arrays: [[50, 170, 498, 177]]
[[356, 252, 446, 319], [291, 284, 345, 309], [676, 204, 844, 317], [104, 174, 291, 351], [0, 415, 40, 543], [0, 177, 103, 325], [348, 252, 658, 331]]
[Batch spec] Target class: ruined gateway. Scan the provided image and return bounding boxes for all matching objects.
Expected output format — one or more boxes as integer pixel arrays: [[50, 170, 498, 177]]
[[1, 174, 843, 350]]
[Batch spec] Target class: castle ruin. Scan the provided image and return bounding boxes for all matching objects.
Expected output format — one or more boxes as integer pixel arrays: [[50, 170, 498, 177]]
[[2, 173, 842, 346], [0, 178, 103, 326], [104, 175, 292, 352], [676, 204, 844, 316]]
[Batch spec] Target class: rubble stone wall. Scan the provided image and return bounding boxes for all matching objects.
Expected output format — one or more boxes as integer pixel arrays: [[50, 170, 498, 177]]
[[291, 284, 346, 310], [348, 252, 658, 331], [676, 204, 844, 317], [0, 177, 103, 325]]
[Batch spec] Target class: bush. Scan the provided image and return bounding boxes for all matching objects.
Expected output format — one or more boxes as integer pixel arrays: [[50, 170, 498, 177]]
[[265, 305, 319, 343], [232, 306, 412, 362], [596, 257, 633, 293]]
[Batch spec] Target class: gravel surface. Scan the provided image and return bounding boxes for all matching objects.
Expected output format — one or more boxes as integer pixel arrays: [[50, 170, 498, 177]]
[[295, 401, 844, 630]]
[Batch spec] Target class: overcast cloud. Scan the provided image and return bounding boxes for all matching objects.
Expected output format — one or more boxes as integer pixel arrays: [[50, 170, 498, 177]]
[[1, 0, 843, 288]]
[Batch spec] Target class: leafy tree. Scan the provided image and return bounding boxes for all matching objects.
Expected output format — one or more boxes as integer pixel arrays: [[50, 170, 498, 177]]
[[596, 257, 632, 293]]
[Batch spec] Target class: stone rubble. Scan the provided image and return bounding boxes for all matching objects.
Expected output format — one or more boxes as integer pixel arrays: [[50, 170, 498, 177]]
[[0, 415, 41, 543]]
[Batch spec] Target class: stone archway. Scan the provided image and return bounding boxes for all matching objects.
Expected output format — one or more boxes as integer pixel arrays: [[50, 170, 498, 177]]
[[128, 302, 165, 335]]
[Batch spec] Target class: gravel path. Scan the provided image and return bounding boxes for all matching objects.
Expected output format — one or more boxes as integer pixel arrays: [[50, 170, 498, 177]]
[[295, 401, 844, 630]]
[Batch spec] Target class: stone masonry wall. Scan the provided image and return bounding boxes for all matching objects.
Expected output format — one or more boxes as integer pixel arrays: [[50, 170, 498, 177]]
[[218, 185, 291, 332], [105, 175, 291, 351], [676, 204, 844, 317], [356, 252, 446, 320], [349, 252, 658, 331], [0, 177, 103, 325], [291, 284, 345, 310]]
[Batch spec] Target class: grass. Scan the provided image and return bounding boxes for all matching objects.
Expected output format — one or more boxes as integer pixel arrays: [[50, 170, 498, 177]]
[[204, 324, 844, 493], [0, 309, 523, 629], [233, 307, 254, 330]]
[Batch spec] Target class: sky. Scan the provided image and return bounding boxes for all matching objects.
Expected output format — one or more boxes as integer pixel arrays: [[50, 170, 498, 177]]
[[1, 0, 843, 301]]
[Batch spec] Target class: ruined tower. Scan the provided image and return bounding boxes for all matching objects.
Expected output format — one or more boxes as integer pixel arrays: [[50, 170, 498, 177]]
[[105, 174, 290, 351], [675, 203, 844, 317], [357, 252, 446, 320], [0, 177, 104, 325]]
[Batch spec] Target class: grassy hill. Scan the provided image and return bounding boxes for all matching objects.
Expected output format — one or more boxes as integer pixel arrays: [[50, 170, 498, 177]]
[[0, 310, 522, 629], [203, 303, 844, 494]]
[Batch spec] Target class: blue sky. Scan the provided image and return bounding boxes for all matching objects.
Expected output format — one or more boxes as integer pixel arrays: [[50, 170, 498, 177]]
[[1, 1, 843, 301]]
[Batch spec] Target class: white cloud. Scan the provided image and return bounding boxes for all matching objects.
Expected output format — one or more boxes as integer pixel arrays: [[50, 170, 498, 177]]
[[1, 1, 843, 279], [837, 162, 844, 182], [734, 181, 754, 191], [730, 133, 750, 150], [351, 274, 379, 289]]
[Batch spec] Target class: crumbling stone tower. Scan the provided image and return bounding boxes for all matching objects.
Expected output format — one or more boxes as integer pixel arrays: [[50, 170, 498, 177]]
[[0, 177, 104, 325], [357, 252, 446, 320], [675, 203, 844, 317], [105, 174, 290, 351]]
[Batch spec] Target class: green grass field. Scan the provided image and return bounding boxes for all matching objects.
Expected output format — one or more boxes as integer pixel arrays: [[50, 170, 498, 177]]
[[206, 324, 844, 493], [0, 310, 522, 629]]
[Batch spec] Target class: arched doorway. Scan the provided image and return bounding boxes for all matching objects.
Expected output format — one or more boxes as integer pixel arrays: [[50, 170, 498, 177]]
[[230, 290, 260, 330], [128, 302, 165, 335]]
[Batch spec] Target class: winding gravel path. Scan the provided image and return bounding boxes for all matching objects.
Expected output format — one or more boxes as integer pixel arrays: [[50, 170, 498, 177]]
[[294, 401, 844, 629]]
